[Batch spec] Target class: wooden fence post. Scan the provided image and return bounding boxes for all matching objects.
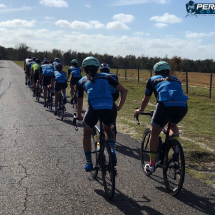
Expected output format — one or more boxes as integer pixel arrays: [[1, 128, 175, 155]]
[[186, 71, 188, 94], [138, 65, 139, 82], [125, 68, 127, 79], [209, 74, 213, 99]]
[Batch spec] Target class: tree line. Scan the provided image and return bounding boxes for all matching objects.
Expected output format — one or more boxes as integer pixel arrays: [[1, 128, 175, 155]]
[[0, 43, 215, 73]]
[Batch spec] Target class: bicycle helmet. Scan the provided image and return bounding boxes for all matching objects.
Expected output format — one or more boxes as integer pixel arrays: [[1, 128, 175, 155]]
[[36, 59, 40, 64], [82, 56, 100, 68], [99, 63, 110, 73], [153, 61, 171, 73], [71, 59, 78, 64], [56, 63, 63, 71], [32, 57, 36, 61], [43, 60, 49, 64], [55, 58, 60, 62]]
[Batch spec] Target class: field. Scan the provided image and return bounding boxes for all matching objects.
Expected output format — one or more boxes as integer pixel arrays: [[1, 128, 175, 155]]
[[14, 61, 215, 187]]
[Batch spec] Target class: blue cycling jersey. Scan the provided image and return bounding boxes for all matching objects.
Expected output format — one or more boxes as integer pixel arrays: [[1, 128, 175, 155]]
[[53, 61, 62, 71], [41, 64, 54, 76], [69, 66, 82, 78], [106, 73, 118, 93], [78, 73, 119, 110], [53, 71, 67, 83], [145, 75, 188, 107]]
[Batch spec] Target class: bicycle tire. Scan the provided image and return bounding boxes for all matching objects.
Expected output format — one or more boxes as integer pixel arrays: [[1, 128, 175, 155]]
[[140, 128, 152, 176], [163, 139, 185, 196], [91, 127, 99, 179], [101, 140, 115, 200]]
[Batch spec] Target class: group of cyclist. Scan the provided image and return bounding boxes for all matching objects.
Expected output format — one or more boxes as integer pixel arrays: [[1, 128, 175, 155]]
[[23, 55, 188, 174]]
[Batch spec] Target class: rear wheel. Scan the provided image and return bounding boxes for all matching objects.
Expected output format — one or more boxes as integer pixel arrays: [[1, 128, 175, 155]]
[[91, 127, 99, 179], [141, 128, 152, 176], [101, 140, 115, 200], [163, 139, 185, 196]]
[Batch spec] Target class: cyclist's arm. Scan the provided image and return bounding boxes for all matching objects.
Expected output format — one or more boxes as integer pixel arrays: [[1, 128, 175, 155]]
[[24, 61, 26, 70], [39, 68, 43, 81], [77, 84, 84, 119], [115, 84, 127, 111], [51, 73, 55, 86], [67, 68, 71, 81]]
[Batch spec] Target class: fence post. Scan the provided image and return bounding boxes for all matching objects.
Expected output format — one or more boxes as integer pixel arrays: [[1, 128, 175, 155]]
[[150, 70, 152, 77], [138, 65, 139, 82], [209, 74, 212, 99], [125, 68, 127, 79], [186, 71, 188, 94]]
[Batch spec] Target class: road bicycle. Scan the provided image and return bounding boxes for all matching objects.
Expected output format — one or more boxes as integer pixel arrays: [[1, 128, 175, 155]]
[[46, 84, 54, 112], [73, 114, 116, 200], [71, 83, 78, 108], [57, 92, 65, 121], [136, 110, 185, 196]]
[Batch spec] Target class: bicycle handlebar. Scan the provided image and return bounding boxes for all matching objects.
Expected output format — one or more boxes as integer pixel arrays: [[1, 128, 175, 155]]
[[135, 108, 154, 125]]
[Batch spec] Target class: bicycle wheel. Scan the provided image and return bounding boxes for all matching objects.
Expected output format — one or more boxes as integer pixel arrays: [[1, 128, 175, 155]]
[[141, 128, 152, 176], [101, 140, 115, 200], [163, 139, 185, 196], [91, 127, 99, 178]]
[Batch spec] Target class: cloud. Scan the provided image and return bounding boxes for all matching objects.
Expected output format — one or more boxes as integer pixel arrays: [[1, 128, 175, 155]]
[[112, 0, 169, 6], [150, 13, 183, 23], [44, 16, 55, 20], [40, 0, 68, 7], [85, 4, 91, 8], [113, 14, 135, 23], [0, 19, 36, 28], [106, 21, 130, 30], [0, 5, 32, 13], [56, 20, 92, 29], [185, 31, 215, 38], [0, 4, 6, 8], [89, 21, 105, 29], [133, 32, 150, 36], [155, 23, 168, 28]]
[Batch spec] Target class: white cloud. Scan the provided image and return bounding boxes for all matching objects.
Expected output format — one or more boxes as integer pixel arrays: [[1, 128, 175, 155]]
[[113, 14, 135, 23], [112, 0, 169, 6], [56, 20, 92, 29], [133, 32, 150, 36], [106, 21, 130, 30], [89, 21, 105, 29], [155, 23, 168, 28], [150, 13, 183, 24], [0, 4, 6, 8], [1, 28, 215, 60], [0, 19, 36, 28], [40, 0, 68, 7], [185, 31, 215, 38], [85, 4, 91, 8], [0, 5, 32, 13], [44, 16, 55, 20]]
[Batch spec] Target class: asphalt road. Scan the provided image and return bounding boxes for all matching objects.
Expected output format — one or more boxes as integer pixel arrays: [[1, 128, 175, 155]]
[[0, 60, 215, 215]]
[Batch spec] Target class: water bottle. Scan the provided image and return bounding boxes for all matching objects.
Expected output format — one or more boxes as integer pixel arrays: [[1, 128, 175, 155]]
[[97, 142, 100, 152], [94, 135, 100, 151]]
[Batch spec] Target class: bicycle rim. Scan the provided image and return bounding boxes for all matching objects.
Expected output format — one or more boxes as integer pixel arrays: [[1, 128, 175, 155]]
[[163, 139, 185, 196], [91, 128, 99, 179], [141, 128, 152, 176], [101, 141, 115, 200]]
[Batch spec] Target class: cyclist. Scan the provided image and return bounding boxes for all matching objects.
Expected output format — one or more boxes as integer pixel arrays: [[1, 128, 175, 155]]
[[51, 63, 68, 115], [49, 60, 53, 65], [99, 63, 119, 102], [25, 59, 34, 85], [40, 60, 55, 107], [77, 56, 127, 172], [67, 59, 82, 103], [24, 55, 31, 85], [53, 58, 62, 71], [31, 59, 41, 97], [134, 61, 188, 173]]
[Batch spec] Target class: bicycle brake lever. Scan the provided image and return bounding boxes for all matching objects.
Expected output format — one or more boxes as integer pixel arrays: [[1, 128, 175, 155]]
[[136, 116, 140, 125]]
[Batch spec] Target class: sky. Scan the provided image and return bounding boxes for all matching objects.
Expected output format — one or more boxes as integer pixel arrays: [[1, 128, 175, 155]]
[[0, 0, 215, 60]]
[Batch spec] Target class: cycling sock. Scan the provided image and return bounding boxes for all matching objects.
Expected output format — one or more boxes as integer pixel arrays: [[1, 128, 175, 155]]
[[63, 93, 66, 98], [55, 106, 57, 111], [170, 135, 179, 140], [108, 140, 115, 151], [84, 151, 92, 164], [149, 151, 158, 166]]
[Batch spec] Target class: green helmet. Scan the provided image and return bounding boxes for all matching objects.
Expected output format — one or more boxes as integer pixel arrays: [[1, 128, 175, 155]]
[[71, 59, 78, 64], [82, 56, 100, 68], [153, 61, 171, 73]]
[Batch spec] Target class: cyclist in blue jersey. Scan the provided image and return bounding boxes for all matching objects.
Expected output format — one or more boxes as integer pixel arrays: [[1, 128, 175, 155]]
[[51, 63, 68, 115], [40, 60, 55, 107], [67, 59, 82, 103], [134, 61, 188, 173], [99, 63, 119, 102], [77, 56, 127, 172], [52, 58, 62, 71]]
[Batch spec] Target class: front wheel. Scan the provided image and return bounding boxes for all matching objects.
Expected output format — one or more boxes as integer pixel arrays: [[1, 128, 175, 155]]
[[163, 139, 185, 196], [141, 128, 152, 176], [101, 140, 115, 200]]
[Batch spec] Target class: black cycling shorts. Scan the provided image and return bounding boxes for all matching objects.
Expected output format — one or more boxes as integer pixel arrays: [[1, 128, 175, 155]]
[[152, 102, 188, 128], [43, 76, 52, 87], [55, 82, 68, 92], [112, 91, 119, 102], [25, 67, 30, 76], [83, 103, 117, 128], [33, 71, 39, 83], [70, 76, 82, 86]]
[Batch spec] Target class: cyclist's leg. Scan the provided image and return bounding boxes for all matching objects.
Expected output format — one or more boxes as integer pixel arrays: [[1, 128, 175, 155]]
[[70, 76, 75, 99], [62, 82, 67, 104]]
